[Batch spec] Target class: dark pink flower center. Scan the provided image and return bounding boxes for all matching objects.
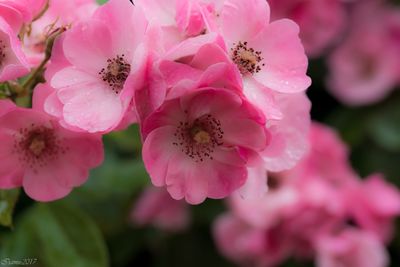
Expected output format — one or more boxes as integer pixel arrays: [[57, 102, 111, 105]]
[[99, 54, 131, 94], [231, 41, 264, 75], [13, 124, 68, 171], [0, 40, 6, 66], [173, 114, 224, 162]]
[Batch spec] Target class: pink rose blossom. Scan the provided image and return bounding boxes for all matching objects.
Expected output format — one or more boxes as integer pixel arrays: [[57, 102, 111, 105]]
[[0, 97, 103, 201], [217, 0, 311, 94], [0, 16, 30, 81], [142, 88, 268, 204], [131, 187, 190, 232], [44, 0, 148, 133], [268, 0, 346, 57], [316, 229, 389, 267]]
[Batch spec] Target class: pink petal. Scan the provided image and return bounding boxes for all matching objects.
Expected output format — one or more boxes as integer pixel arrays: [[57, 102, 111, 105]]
[[143, 126, 178, 187], [237, 166, 268, 199], [207, 161, 247, 199], [23, 168, 72, 202], [63, 19, 113, 73], [252, 19, 311, 93], [221, 0, 270, 42], [59, 84, 123, 133]]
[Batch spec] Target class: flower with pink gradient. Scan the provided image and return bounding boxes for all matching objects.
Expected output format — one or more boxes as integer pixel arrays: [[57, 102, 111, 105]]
[[316, 229, 389, 267], [268, 0, 346, 57], [131, 187, 190, 232], [327, 3, 400, 106], [44, 0, 148, 133], [216, 0, 311, 94], [22, 0, 99, 66], [0, 16, 29, 81], [142, 88, 268, 204], [0, 97, 103, 201]]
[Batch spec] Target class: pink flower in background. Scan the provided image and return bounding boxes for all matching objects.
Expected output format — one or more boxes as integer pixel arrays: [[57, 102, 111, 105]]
[[218, 0, 311, 94], [344, 174, 400, 243], [316, 229, 389, 267], [327, 3, 400, 106], [213, 213, 289, 267], [213, 122, 399, 266], [268, 0, 346, 57], [0, 98, 103, 201], [22, 0, 99, 66], [0, 16, 29, 82], [44, 0, 148, 133], [131, 187, 190, 232], [142, 88, 268, 204]]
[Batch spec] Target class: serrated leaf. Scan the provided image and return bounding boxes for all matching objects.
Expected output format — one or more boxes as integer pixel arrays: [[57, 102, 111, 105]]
[[0, 202, 109, 267], [0, 189, 20, 227]]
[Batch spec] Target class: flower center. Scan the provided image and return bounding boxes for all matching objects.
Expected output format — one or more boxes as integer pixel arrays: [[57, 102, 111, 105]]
[[29, 136, 46, 156], [190, 126, 211, 144], [173, 114, 224, 162], [13, 124, 68, 172], [231, 41, 264, 75], [99, 54, 131, 94]]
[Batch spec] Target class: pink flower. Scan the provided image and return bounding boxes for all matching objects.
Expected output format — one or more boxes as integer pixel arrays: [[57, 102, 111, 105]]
[[44, 0, 148, 133], [22, 0, 99, 66], [268, 0, 346, 57], [344, 174, 400, 243], [142, 88, 268, 204], [0, 97, 104, 201], [217, 0, 311, 93], [130, 187, 190, 232], [0, 16, 30, 81], [316, 229, 389, 267], [213, 213, 289, 267], [326, 3, 400, 106]]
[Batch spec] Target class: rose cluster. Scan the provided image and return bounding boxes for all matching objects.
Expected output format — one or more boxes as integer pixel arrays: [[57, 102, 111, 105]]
[[213, 123, 400, 267], [0, 0, 311, 203]]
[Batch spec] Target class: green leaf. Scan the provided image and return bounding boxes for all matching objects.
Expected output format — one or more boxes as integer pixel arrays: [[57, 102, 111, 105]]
[[0, 189, 20, 227], [96, 0, 108, 4], [0, 202, 109, 267], [367, 100, 400, 152]]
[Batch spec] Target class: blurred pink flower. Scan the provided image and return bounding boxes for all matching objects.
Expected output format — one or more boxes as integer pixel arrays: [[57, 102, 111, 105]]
[[213, 213, 289, 267], [131, 187, 190, 232], [316, 229, 389, 267], [0, 98, 103, 201], [268, 0, 346, 57], [142, 88, 268, 204], [327, 3, 400, 106], [344, 174, 400, 243], [44, 0, 148, 133]]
